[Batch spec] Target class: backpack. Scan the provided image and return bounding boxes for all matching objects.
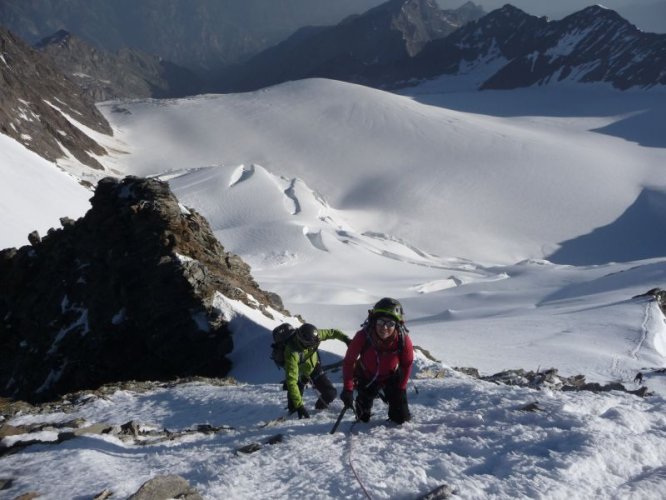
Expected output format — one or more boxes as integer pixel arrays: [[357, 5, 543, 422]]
[[270, 323, 296, 368]]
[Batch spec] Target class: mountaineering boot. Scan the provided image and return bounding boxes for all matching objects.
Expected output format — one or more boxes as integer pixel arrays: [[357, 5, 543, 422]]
[[355, 399, 371, 422]]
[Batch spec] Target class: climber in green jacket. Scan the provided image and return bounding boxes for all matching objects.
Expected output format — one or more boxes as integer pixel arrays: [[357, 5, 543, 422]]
[[283, 323, 351, 418]]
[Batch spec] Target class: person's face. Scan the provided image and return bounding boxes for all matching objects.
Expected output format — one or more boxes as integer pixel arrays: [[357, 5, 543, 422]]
[[375, 317, 397, 339]]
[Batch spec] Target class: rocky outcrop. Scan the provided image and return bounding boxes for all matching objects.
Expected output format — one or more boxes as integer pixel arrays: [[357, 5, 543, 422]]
[[634, 288, 666, 314], [0, 26, 111, 169], [128, 475, 203, 500], [0, 176, 288, 403]]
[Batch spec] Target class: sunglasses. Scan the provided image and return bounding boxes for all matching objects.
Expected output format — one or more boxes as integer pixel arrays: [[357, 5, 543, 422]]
[[376, 318, 397, 329]]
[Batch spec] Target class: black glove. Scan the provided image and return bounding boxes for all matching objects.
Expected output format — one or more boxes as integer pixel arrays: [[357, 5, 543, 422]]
[[340, 389, 354, 408], [343, 336, 352, 346], [297, 406, 310, 419]]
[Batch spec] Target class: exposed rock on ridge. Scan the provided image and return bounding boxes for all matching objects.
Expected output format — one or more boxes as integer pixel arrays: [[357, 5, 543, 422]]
[[0, 176, 288, 403]]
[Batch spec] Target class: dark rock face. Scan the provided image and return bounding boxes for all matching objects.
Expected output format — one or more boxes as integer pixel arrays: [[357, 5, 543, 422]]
[[35, 30, 204, 101], [0, 26, 111, 169], [0, 176, 288, 403]]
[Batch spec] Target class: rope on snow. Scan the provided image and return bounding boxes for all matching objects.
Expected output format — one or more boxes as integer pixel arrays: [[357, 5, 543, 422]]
[[348, 419, 373, 500]]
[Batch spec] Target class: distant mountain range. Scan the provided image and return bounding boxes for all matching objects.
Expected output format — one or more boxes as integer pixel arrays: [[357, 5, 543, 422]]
[[1, 0, 663, 99], [223, 2, 666, 92], [401, 4, 666, 91], [218, 0, 485, 92], [0, 0, 386, 71], [0, 0, 664, 175]]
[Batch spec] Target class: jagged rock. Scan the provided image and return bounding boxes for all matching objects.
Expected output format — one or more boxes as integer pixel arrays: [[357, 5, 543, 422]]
[[93, 489, 113, 500], [454, 367, 481, 378], [0, 176, 289, 402], [0, 478, 14, 490], [236, 442, 262, 454], [128, 475, 202, 500], [417, 483, 457, 500], [120, 421, 141, 437], [235, 433, 283, 454], [27, 231, 41, 246], [519, 402, 543, 412], [14, 492, 40, 500], [73, 423, 113, 436]]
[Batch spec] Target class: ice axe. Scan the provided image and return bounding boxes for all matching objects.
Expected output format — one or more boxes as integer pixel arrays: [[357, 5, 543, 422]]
[[329, 404, 355, 434]]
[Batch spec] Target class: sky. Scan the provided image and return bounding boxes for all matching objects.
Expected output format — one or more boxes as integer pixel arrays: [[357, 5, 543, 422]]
[[1, 74, 666, 498]]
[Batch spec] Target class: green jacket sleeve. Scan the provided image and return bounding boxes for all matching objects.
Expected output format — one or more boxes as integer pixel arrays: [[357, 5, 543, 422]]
[[318, 328, 350, 343]]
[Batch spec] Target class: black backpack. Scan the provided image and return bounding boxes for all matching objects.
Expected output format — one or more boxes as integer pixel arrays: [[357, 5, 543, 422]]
[[270, 323, 296, 368]]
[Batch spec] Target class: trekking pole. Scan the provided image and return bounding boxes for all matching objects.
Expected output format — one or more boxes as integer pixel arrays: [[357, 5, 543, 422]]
[[329, 406, 349, 434]]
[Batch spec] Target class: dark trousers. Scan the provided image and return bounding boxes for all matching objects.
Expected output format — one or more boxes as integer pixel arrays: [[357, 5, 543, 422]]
[[287, 362, 337, 412], [355, 371, 411, 424]]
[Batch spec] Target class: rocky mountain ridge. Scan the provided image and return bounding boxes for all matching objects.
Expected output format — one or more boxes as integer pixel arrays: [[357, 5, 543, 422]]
[[0, 26, 111, 169], [221, 2, 666, 92], [0, 0, 387, 72], [0, 176, 288, 403], [220, 0, 484, 91], [401, 4, 666, 90], [35, 30, 203, 101]]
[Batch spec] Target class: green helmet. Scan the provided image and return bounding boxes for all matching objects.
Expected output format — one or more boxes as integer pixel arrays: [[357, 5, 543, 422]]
[[371, 297, 404, 322]]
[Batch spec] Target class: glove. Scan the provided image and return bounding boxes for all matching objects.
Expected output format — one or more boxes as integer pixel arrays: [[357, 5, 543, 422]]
[[340, 389, 354, 408], [343, 336, 352, 346], [297, 406, 310, 419]]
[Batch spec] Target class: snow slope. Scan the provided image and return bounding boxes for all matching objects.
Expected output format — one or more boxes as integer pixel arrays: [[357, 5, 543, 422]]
[[2, 77, 666, 499], [101, 79, 666, 264], [0, 134, 92, 249]]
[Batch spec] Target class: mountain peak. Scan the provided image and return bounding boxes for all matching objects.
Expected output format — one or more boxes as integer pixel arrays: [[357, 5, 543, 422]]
[[34, 29, 71, 49], [479, 4, 535, 26], [564, 4, 629, 26], [494, 4, 529, 16]]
